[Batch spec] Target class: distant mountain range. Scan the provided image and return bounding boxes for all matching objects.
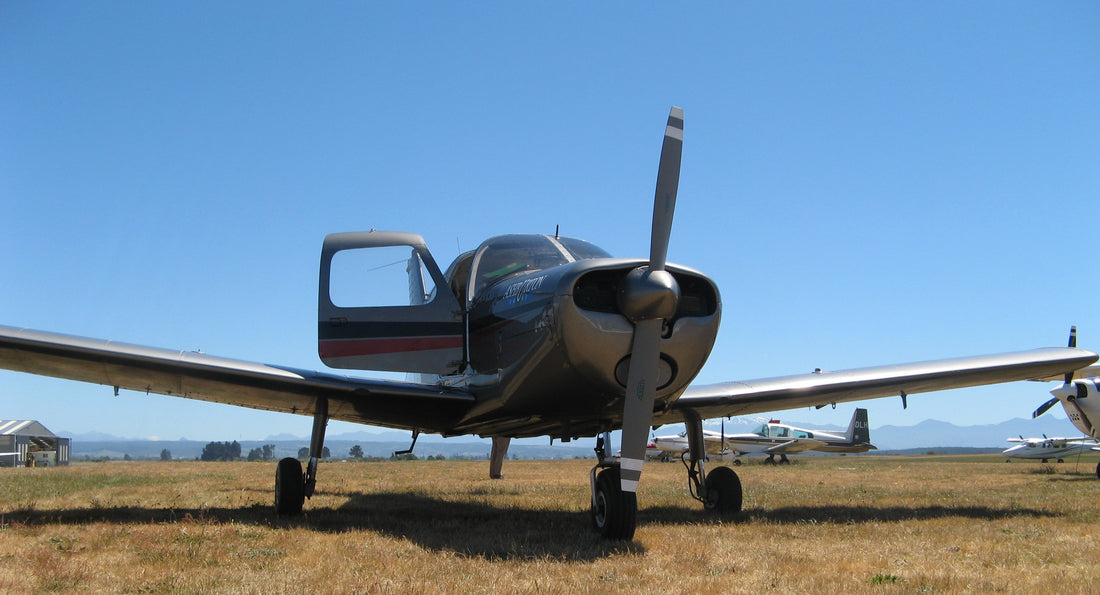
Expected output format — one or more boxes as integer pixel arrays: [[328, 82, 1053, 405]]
[[59, 416, 1086, 461]]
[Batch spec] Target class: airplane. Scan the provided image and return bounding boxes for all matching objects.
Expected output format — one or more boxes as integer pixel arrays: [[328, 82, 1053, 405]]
[[652, 408, 875, 465], [1025, 328, 1100, 477], [1002, 435, 1098, 463], [1, 107, 1097, 540]]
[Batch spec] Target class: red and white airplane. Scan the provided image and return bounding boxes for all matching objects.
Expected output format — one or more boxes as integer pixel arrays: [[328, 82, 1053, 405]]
[[1, 109, 1096, 539], [653, 408, 874, 465]]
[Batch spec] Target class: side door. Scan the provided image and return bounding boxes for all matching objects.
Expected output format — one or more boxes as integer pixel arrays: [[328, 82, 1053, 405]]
[[318, 231, 465, 374]]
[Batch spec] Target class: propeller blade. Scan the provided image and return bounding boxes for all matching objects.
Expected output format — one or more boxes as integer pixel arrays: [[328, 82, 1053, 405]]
[[619, 107, 685, 494], [1065, 326, 1078, 384], [620, 319, 663, 492], [1033, 397, 1060, 419], [649, 107, 683, 272]]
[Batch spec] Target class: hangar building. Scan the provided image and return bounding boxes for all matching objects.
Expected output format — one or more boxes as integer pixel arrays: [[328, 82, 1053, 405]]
[[0, 420, 71, 467]]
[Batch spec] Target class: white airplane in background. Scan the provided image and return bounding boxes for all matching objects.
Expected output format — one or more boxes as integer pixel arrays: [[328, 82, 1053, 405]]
[[1029, 327, 1100, 478], [653, 408, 874, 465], [1002, 435, 1098, 463]]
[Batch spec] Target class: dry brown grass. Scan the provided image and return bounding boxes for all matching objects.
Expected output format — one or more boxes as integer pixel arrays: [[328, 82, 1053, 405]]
[[1, 454, 1098, 593]]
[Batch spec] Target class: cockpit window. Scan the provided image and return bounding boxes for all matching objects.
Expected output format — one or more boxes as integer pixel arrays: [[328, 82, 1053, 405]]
[[471, 235, 569, 296], [555, 237, 612, 260], [751, 423, 768, 437]]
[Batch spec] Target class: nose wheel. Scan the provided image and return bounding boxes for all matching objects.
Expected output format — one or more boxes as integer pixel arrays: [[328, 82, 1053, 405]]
[[589, 433, 639, 540], [590, 467, 638, 540]]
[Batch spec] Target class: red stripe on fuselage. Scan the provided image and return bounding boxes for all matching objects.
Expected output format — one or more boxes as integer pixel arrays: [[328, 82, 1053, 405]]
[[319, 336, 463, 358]]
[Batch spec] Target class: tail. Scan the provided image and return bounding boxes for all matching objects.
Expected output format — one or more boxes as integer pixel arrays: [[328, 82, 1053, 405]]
[[407, 249, 429, 306], [846, 408, 871, 445]]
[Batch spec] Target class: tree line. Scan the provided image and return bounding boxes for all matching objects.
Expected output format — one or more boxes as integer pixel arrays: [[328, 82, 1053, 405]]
[[189, 441, 447, 462]]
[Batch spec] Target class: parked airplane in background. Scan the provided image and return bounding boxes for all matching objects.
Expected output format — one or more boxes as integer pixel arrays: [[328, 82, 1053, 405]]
[[1002, 435, 1098, 463], [1029, 327, 1100, 478], [1, 108, 1097, 540], [653, 408, 874, 465]]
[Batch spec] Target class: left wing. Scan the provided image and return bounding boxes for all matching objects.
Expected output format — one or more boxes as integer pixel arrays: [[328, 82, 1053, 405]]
[[657, 347, 1097, 424], [0, 325, 474, 433]]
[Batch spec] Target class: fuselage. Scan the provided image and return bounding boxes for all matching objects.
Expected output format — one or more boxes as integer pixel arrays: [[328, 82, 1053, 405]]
[[447, 234, 721, 438], [726, 421, 870, 454], [1050, 377, 1100, 439], [315, 231, 720, 438], [653, 418, 874, 458]]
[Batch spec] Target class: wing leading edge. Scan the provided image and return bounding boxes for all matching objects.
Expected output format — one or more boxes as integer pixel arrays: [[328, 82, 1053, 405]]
[[658, 347, 1098, 424], [0, 325, 473, 433]]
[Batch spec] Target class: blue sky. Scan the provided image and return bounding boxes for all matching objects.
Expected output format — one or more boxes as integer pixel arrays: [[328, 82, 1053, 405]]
[[2, 3, 1098, 441]]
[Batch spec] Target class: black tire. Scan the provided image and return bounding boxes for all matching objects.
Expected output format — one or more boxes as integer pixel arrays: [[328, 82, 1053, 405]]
[[275, 457, 305, 516], [704, 466, 743, 515], [732, 459, 742, 466], [590, 468, 637, 540]]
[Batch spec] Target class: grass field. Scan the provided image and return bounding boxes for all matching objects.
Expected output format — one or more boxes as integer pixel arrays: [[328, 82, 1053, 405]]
[[1, 454, 1098, 593]]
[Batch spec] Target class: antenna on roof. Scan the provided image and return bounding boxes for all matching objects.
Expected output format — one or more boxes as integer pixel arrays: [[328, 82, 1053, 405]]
[[555, 224, 560, 238]]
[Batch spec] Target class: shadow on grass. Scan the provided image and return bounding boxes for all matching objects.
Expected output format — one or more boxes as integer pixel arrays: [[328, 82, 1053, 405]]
[[0, 492, 645, 561], [1038, 474, 1100, 483], [3, 487, 1063, 559], [734, 504, 1061, 524]]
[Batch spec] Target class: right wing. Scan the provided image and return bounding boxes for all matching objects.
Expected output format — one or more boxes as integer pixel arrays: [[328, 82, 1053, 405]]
[[657, 347, 1098, 424], [0, 325, 473, 433]]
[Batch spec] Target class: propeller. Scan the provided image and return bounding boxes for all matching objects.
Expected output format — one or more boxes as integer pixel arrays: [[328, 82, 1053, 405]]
[[1035, 326, 1080, 419], [1032, 396, 1060, 419], [617, 106, 684, 493], [1065, 325, 1077, 383]]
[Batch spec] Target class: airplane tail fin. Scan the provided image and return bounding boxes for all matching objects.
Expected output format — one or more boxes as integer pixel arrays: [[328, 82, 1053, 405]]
[[408, 250, 429, 306], [846, 408, 871, 445]]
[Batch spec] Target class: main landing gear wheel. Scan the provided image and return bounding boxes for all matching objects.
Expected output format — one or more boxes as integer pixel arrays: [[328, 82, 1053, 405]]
[[1095, 460, 1100, 480], [703, 466, 743, 514], [275, 457, 305, 516], [591, 467, 637, 540]]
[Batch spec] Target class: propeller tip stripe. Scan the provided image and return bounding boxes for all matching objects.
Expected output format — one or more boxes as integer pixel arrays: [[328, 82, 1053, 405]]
[[666, 107, 684, 140]]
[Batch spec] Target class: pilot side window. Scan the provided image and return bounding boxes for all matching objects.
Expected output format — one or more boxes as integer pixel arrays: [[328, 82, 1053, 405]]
[[329, 246, 438, 308]]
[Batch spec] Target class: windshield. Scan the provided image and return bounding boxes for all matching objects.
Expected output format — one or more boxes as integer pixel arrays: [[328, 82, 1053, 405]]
[[469, 234, 615, 298], [471, 235, 569, 296], [556, 237, 612, 260]]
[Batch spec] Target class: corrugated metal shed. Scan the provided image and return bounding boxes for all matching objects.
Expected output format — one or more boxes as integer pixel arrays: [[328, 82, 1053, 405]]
[[0, 419, 70, 467]]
